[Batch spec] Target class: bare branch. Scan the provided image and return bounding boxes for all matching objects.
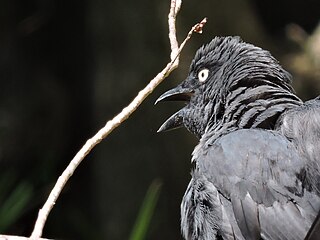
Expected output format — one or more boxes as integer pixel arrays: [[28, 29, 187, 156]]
[[0, 235, 50, 240], [168, 0, 181, 62], [29, 1, 206, 239]]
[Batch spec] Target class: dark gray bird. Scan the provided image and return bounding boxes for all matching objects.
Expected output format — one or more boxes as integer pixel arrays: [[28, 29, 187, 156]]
[[156, 36, 320, 240]]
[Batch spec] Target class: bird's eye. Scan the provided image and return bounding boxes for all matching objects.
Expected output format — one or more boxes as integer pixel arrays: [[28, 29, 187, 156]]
[[198, 68, 209, 82]]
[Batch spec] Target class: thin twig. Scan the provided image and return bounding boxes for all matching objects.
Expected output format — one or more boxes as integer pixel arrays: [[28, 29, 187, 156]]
[[29, 1, 206, 239]]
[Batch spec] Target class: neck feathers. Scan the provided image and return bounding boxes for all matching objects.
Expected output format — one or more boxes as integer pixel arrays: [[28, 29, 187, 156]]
[[205, 80, 302, 139]]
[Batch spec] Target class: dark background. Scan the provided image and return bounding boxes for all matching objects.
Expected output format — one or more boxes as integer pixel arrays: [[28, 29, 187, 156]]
[[0, 0, 319, 239]]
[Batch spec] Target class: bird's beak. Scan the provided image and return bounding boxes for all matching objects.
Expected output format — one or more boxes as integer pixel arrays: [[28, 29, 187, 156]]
[[155, 85, 193, 104], [155, 84, 193, 132]]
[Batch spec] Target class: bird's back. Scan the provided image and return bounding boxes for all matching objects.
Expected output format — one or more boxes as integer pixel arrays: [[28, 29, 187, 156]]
[[278, 98, 320, 181]]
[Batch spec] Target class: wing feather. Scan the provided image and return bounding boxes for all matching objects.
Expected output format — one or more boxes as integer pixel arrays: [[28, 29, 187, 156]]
[[193, 128, 320, 239]]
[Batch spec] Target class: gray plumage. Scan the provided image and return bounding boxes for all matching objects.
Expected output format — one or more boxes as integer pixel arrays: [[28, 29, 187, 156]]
[[156, 36, 320, 240]]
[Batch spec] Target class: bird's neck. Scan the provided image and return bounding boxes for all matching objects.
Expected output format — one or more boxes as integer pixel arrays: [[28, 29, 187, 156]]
[[203, 84, 302, 141]]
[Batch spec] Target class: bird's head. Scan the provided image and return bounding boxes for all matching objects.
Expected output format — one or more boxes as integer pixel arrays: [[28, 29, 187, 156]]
[[156, 36, 296, 139]]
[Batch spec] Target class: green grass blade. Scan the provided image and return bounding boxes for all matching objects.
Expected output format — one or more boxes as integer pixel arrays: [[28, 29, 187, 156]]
[[0, 182, 33, 231], [129, 179, 162, 240]]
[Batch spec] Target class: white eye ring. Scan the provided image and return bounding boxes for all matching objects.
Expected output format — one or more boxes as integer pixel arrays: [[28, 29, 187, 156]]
[[198, 68, 209, 82]]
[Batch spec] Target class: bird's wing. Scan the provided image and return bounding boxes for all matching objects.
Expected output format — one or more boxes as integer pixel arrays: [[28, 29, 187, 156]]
[[194, 128, 320, 240]]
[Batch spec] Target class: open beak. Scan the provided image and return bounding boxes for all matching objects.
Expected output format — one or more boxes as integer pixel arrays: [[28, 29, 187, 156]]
[[155, 85, 193, 132]]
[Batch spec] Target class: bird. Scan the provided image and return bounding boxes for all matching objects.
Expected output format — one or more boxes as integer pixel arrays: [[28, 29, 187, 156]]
[[155, 36, 320, 240]]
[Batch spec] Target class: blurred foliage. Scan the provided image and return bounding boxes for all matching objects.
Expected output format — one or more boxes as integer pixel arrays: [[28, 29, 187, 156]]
[[0, 0, 319, 239], [284, 23, 320, 100]]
